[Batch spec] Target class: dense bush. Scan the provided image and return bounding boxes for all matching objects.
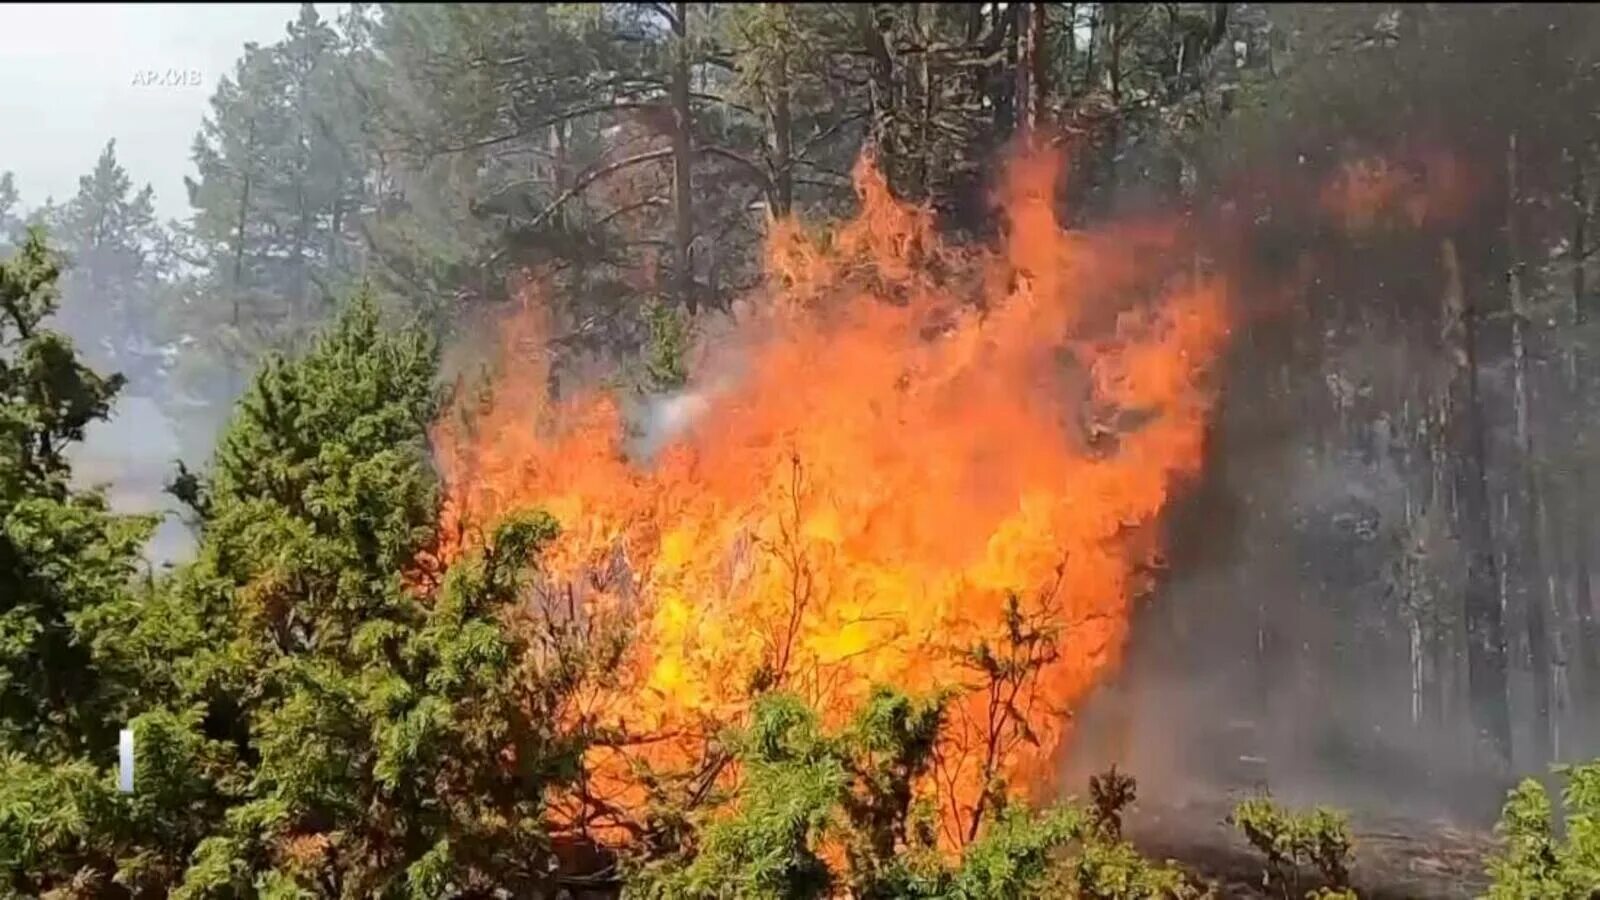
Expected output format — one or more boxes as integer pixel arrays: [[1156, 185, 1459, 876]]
[[1486, 762, 1600, 900], [634, 690, 1193, 899], [1229, 798, 1354, 900]]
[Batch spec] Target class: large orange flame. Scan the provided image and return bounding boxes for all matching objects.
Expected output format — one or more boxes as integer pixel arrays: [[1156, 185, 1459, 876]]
[[430, 148, 1232, 846]]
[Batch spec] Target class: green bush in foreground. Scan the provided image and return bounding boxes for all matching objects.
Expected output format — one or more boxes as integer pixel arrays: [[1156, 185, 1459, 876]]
[[632, 690, 1194, 900], [1485, 761, 1600, 900], [1230, 797, 1354, 900]]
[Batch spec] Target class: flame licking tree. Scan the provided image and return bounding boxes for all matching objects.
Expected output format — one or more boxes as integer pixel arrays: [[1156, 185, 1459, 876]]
[[425, 148, 1232, 849]]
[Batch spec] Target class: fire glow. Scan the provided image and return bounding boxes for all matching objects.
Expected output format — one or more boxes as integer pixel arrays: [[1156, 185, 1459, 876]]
[[428, 148, 1232, 846]]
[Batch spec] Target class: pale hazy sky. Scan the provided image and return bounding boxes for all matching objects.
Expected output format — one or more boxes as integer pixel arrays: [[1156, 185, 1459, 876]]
[[0, 3, 325, 221]]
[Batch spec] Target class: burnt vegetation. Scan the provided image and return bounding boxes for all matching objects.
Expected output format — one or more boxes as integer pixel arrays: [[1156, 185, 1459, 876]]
[[5, 3, 1600, 898]]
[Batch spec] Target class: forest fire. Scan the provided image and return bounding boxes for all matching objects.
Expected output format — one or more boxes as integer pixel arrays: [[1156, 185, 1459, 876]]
[[428, 148, 1232, 846]]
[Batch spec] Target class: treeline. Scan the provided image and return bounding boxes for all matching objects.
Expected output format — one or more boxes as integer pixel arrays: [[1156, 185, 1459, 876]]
[[1, 2, 1267, 456], [1139, 1, 1600, 789]]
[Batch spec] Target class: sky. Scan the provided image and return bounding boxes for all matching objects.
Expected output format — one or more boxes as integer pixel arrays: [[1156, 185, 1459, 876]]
[[0, 3, 322, 222]]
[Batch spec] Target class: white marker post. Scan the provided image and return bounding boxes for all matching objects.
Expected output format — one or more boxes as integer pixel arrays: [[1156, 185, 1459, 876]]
[[118, 728, 134, 793]]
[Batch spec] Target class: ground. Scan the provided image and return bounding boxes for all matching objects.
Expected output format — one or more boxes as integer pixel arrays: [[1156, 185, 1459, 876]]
[[1128, 796, 1497, 898]]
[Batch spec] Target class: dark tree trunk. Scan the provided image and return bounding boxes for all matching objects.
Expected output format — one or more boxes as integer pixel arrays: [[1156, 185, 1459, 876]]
[[670, 1, 695, 313], [993, 3, 1016, 135], [1441, 235, 1512, 771], [1015, 3, 1047, 138], [767, 4, 793, 218], [863, 4, 897, 171], [1506, 132, 1553, 766], [914, 3, 931, 200], [1568, 145, 1600, 738], [231, 119, 256, 328], [1102, 2, 1124, 216]]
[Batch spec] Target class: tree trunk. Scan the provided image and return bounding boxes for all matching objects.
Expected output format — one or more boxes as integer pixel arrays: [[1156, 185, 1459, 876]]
[[670, 1, 695, 313], [1507, 132, 1554, 766], [231, 119, 256, 328], [1083, 4, 1100, 97], [328, 173, 344, 279], [1102, 2, 1124, 216], [993, 3, 1016, 135], [550, 120, 570, 230], [1442, 235, 1512, 771], [1567, 145, 1600, 740], [766, 4, 793, 218], [915, 3, 931, 200], [1063, 4, 1076, 80], [1015, 3, 1047, 139], [862, 5, 897, 176]]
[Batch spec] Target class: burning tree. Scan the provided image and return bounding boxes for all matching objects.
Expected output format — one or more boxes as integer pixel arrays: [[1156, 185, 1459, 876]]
[[429, 146, 1234, 854]]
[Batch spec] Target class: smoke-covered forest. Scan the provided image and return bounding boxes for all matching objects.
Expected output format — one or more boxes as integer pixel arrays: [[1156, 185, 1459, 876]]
[[6, 3, 1600, 897]]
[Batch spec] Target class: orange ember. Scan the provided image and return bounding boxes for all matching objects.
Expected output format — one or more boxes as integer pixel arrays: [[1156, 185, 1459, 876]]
[[430, 148, 1232, 847]]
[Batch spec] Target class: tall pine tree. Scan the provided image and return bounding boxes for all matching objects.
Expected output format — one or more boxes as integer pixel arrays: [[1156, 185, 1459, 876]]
[[42, 140, 171, 395]]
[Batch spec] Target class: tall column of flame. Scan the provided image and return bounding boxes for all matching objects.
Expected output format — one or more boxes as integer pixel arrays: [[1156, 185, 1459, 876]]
[[428, 148, 1232, 845]]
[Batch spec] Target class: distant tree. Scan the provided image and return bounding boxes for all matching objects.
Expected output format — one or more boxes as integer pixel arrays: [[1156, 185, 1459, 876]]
[[176, 3, 372, 445], [0, 172, 21, 251], [41, 140, 173, 395]]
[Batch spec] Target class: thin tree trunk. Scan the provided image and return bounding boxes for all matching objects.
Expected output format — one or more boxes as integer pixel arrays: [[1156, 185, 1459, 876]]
[[915, 3, 932, 200], [1430, 425, 1457, 730], [1102, 2, 1124, 216], [231, 119, 256, 328], [862, 5, 897, 171], [1567, 145, 1600, 741], [1083, 4, 1100, 96], [993, 3, 1016, 134], [1442, 235, 1512, 771], [1064, 3, 1076, 81], [766, 4, 793, 217], [1507, 132, 1554, 766], [328, 171, 344, 279], [670, 1, 695, 313], [1403, 485, 1425, 728], [550, 120, 569, 230], [1015, 3, 1048, 139]]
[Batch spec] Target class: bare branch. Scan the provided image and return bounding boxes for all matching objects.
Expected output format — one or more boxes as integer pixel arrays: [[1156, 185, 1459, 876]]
[[699, 144, 774, 191], [483, 147, 675, 231]]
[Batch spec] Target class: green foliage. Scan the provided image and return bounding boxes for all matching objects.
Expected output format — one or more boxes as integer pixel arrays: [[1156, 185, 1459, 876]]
[[0, 271, 617, 896], [1230, 797, 1354, 900], [0, 708, 240, 896], [0, 231, 155, 759], [636, 690, 1190, 900], [1041, 768, 1193, 900], [948, 804, 1082, 899], [1486, 762, 1600, 899], [645, 694, 845, 900], [137, 295, 601, 897], [642, 298, 691, 393]]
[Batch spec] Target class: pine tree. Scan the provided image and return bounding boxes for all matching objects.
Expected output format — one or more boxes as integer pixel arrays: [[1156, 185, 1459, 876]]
[[42, 140, 172, 394], [176, 3, 371, 445], [0, 172, 21, 252]]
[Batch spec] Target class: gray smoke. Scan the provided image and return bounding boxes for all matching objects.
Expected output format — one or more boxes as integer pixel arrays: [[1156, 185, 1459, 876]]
[[69, 394, 196, 569]]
